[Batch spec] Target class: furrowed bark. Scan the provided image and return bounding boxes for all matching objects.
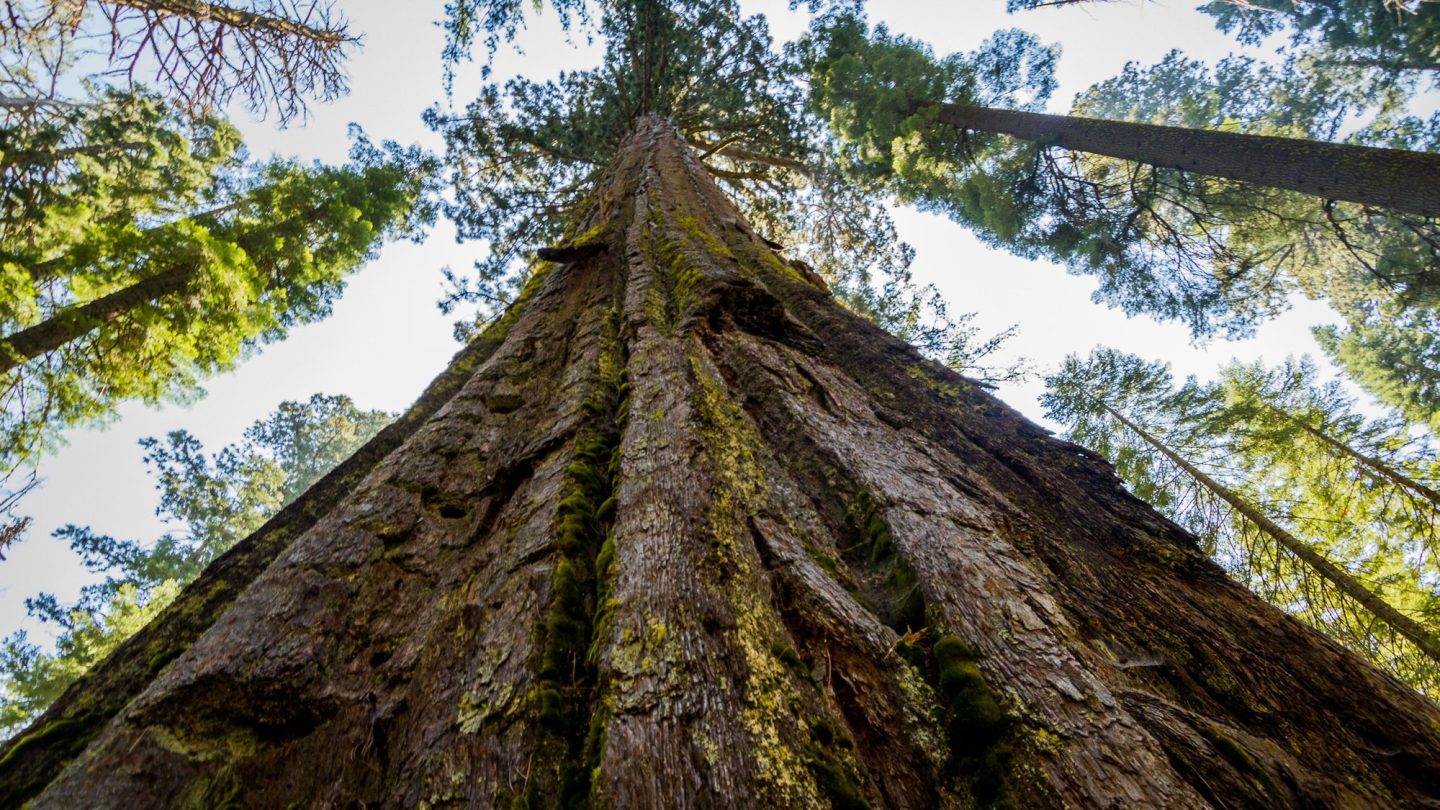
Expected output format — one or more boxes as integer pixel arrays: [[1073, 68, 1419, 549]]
[[1101, 400, 1440, 665], [0, 331, 502, 807], [929, 101, 1440, 218], [7, 116, 1440, 808]]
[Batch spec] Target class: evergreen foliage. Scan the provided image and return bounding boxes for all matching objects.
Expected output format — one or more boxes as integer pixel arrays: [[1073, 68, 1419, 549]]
[[1044, 348, 1440, 692], [1316, 308, 1440, 431], [1202, 0, 1440, 77], [806, 14, 1440, 342], [0, 102, 437, 469], [1007, 0, 1439, 79], [0, 393, 391, 736], [428, 0, 1024, 381]]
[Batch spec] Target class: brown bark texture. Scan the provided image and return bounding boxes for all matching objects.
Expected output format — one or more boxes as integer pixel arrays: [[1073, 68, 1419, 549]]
[[931, 101, 1440, 218], [5, 116, 1440, 808]]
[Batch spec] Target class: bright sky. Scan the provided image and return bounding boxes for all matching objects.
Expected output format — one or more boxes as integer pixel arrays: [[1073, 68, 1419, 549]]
[[0, 0, 1361, 644]]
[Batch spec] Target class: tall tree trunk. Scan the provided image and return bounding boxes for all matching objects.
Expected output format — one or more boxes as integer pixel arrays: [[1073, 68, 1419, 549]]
[[1100, 400, 1440, 665], [5, 116, 1440, 808], [0, 264, 191, 374], [928, 101, 1440, 218], [1277, 405, 1440, 511]]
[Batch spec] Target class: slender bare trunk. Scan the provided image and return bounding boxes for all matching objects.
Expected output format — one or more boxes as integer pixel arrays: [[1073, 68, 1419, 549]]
[[930, 101, 1440, 217], [105, 0, 350, 45], [1101, 400, 1440, 664], [6, 117, 1440, 808], [1279, 406, 1440, 511]]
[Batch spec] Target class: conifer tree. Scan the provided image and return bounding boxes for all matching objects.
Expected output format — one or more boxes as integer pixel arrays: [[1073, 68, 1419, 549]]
[[0, 119, 437, 469], [805, 14, 1440, 339], [5, 2, 1440, 807], [1316, 306, 1440, 431], [1009, 0, 1440, 78], [1044, 348, 1440, 692]]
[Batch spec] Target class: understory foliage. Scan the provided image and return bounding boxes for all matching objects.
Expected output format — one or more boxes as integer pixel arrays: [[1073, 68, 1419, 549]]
[[0, 393, 391, 735], [428, 0, 1027, 382], [1044, 349, 1440, 693]]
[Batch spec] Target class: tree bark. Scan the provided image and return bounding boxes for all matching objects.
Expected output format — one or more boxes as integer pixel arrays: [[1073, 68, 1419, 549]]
[[0, 264, 192, 374], [1100, 400, 1440, 665], [5, 116, 1440, 808], [928, 101, 1440, 218]]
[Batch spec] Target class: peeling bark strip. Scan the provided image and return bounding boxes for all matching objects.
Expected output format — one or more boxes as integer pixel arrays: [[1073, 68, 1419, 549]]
[[9, 116, 1440, 808], [930, 101, 1440, 218]]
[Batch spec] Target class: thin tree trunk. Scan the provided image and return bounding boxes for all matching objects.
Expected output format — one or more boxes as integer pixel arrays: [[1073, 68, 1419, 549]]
[[6, 116, 1440, 808], [0, 264, 191, 374], [929, 101, 1440, 218], [1101, 400, 1440, 664], [1278, 405, 1440, 511]]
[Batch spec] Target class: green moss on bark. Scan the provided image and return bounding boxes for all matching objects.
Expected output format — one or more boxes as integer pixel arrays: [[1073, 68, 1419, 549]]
[[527, 317, 629, 808]]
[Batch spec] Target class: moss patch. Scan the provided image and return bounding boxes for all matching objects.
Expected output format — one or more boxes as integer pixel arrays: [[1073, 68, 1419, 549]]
[[849, 491, 924, 633], [930, 635, 1015, 807], [0, 717, 88, 769], [527, 318, 628, 807]]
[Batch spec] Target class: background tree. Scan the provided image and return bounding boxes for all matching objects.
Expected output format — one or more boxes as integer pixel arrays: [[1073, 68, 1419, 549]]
[[1043, 348, 1440, 692], [0, 392, 389, 736], [1007, 0, 1439, 78], [1316, 307, 1440, 431], [1201, 0, 1438, 77], [805, 12, 1440, 343], [0, 127, 436, 471], [0, 0, 393, 546]]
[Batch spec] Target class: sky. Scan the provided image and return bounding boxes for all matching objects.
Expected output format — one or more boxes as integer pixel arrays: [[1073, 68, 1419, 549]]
[[0, 0, 1363, 644]]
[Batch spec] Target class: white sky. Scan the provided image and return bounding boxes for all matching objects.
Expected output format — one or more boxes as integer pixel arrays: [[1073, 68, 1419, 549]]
[[0, 0, 1363, 643]]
